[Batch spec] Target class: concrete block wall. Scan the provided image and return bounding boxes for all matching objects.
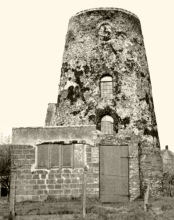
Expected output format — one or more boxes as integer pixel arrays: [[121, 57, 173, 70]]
[[11, 139, 162, 202], [11, 144, 99, 202]]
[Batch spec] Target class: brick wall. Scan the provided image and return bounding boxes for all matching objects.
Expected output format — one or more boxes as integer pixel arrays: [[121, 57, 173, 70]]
[[11, 144, 99, 202]]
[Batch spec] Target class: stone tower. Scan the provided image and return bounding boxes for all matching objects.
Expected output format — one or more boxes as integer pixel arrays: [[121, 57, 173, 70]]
[[45, 8, 163, 196]]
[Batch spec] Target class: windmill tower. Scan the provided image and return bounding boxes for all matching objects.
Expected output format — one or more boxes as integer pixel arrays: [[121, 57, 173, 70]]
[[45, 8, 163, 201]]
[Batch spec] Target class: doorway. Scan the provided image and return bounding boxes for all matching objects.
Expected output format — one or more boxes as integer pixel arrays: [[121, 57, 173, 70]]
[[100, 145, 129, 202]]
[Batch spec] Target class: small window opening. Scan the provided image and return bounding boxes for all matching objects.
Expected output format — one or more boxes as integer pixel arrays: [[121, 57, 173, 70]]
[[101, 115, 114, 134], [100, 76, 113, 98], [37, 144, 73, 169]]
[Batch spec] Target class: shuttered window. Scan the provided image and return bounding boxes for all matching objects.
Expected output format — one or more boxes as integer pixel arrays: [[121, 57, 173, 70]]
[[50, 144, 60, 167], [37, 145, 49, 169], [74, 144, 84, 168], [62, 145, 73, 167], [37, 144, 73, 169]]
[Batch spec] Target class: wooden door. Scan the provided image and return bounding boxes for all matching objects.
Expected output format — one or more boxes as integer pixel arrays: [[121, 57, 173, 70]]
[[100, 145, 129, 202]]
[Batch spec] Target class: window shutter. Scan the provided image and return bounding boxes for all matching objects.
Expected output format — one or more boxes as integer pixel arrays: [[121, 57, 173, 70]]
[[50, 144, 60, 167], [37, 144, 49, 169], [62, 145, 72, 167], [74, 144, 84, 168]]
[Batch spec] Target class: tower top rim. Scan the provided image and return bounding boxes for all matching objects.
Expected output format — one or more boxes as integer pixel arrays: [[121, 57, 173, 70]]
[[71, 8, 139, 21]]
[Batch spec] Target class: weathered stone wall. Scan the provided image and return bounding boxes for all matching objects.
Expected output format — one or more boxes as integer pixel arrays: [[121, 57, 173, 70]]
[[46, 8, 159, 148], [11, 144, 99, 202]]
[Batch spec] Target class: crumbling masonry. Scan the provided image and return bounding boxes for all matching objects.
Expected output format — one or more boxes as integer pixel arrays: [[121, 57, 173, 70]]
[[12, 8, 163, 202]]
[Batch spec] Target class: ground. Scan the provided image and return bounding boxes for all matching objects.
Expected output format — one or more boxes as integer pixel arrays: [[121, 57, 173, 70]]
[[1, 196, 174, 219]]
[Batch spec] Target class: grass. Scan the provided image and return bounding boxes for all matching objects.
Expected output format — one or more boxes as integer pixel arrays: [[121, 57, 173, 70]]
[[7, 196, 174, 219]]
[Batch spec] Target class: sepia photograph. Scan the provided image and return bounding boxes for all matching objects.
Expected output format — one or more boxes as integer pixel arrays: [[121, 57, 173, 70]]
[[0, 0, 174, 219]]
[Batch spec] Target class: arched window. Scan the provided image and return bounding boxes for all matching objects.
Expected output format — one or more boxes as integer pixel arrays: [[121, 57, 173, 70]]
[[100, 76, 113, 98], [101, 115, 114, 134]]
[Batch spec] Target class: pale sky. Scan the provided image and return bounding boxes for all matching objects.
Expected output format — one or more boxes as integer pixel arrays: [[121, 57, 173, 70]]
[[0, 0, 174, 150]]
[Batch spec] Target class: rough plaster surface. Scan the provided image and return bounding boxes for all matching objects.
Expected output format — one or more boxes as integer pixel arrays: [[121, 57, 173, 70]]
[[12, 126, 96, 145]]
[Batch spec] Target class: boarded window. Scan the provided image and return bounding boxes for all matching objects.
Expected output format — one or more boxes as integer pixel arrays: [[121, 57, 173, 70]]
[[74, 144, 84, 168], [37, 145, 49, 168], [101, 115, 114, 134], [101, 76, 113, 98], [62, 145, 72, 167], [50, 144, 60, 167], [37, 144, 73, 169]]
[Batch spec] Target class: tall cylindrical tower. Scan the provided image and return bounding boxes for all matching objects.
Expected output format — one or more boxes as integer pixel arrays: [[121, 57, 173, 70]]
[[45, 8, 162, 195]]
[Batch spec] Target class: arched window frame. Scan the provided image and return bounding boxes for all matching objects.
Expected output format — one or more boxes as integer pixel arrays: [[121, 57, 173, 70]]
[[100, 75, 113, 99], [101, 115, 114, 134]]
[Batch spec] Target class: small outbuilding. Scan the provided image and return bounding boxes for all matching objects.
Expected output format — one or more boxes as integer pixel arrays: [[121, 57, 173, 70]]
[[161, 146, 174, 173]]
